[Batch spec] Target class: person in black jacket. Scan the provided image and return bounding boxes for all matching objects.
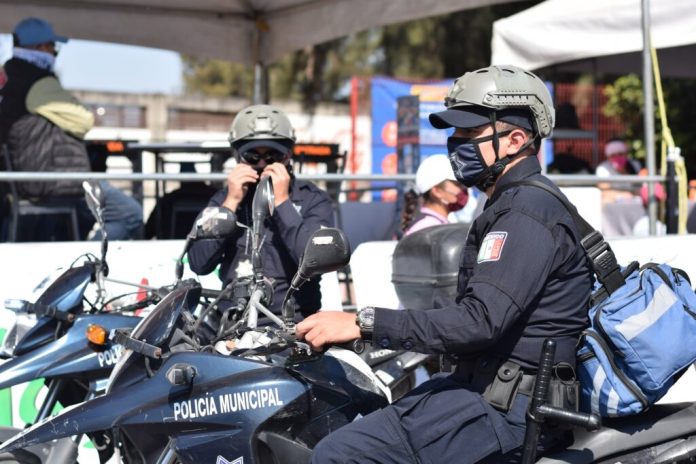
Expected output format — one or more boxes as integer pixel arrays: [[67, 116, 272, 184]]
[[297, 65, 593, 463], [188, 105, 334, 319], [1, 18, 143, 242], [0, 17, 95, 239]]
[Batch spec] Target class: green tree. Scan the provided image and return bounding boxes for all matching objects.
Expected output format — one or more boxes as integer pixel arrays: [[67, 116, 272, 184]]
[[183, 58, 254, 98], [603, 74, 696, 178], [603, 74, 645, 157], [183, 2, 540, 107]]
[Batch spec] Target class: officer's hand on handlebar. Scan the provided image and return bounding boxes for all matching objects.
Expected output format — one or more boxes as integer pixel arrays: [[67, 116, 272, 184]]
[[295, 311, 361, 351]]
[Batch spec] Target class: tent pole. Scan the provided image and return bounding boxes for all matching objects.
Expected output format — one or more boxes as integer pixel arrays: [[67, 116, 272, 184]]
[[252, 18, 269, 104], [253, 63, 269, 104], [591, 58, 599, 168], [642, 0, 657, 235]]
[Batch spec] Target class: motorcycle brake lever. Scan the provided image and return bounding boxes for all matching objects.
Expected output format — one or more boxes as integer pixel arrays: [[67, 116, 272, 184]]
[[294, 341, 312, 356]]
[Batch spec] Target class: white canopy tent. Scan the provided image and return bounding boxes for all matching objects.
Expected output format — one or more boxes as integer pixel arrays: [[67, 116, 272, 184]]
[[491, 0, 685, 234], [1, 0, 522, 66], [490, 0, 696, 77]]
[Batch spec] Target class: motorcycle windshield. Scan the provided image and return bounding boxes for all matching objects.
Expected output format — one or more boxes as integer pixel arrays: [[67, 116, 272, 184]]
[[107, 283, 201, 393], [35, 263, 94, 312], [13, 264, 94, 356]]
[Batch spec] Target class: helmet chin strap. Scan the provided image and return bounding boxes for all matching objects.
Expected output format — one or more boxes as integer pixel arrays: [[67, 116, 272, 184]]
[[474, 112, 538, 190], [472, 112, 506, 190]]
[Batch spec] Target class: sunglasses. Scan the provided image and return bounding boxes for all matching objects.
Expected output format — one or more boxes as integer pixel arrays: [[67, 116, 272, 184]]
[[240, 149, 288, 165]]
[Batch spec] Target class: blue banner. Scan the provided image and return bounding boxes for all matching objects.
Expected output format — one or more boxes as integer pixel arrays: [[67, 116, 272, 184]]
[[370, 77, 451, 201], [369, 77, 555, 201]]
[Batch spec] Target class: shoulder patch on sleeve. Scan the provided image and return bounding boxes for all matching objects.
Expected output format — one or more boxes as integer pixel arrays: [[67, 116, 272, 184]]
[[477, 231, 507, 263]]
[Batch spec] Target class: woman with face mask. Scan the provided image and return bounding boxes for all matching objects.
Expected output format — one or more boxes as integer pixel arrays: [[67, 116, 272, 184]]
[[596, 139, 642, 202], [400, 154, 468, 236]]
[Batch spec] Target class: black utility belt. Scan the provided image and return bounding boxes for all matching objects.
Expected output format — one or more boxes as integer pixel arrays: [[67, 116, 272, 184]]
[[449, 356, 580, 414]]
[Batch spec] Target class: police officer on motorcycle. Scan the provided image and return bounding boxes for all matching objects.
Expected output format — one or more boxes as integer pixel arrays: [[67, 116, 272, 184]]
[[188, 105, 334, 319], [296, 65, 593, 463]]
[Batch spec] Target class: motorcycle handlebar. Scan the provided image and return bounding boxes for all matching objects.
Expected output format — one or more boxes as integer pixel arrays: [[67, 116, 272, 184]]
[[331, 339, 366, 355], [113, 295, 161, 313], [200, 288, 224, 299]]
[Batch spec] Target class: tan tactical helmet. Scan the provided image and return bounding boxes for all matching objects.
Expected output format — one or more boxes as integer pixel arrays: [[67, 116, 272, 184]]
[[436, 65, 555, 138], [228, 104, 296, 149]]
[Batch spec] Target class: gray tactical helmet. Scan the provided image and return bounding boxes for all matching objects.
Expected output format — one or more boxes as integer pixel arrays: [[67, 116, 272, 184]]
[[430, 65, 555, 138], [228, 104, 296, 149]]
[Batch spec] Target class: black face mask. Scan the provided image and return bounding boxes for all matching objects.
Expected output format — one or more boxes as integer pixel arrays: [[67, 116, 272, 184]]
[[446, 131, 511, 190]]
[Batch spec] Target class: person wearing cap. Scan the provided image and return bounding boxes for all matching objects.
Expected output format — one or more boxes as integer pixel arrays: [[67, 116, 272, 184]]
[[0, 18, 94, 180], [188, 104, 334, 321], [596, 138, 642, 201], [297, 65, 592, 463], [400, 154, 468, 236], [1, 18, 94, 239]]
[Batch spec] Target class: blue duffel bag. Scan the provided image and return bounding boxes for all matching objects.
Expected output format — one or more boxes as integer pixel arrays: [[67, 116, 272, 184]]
[[499, 180, 696, 418], [577, 263, 696, 417]]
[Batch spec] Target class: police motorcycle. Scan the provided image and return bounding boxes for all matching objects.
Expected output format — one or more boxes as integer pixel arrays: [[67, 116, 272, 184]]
[[0, 181, 150, 462], [0, 176, 419, 464]]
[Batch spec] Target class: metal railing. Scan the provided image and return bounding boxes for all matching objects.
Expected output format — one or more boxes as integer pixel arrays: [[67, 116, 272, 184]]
[[0, 171, 667, 186]]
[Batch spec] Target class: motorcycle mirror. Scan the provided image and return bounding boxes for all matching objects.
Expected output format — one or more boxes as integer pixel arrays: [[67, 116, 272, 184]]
[[282, 228, 351, 325], [82, 180, 109, 281], [175, 207, 237, 282], [250, 176, 274, 276], [190, 207, 237, 240], [82, 180, 104, 225], [296, 228, 351, 281], [252, 176, 274, 236], [3, 299, 30, 314]]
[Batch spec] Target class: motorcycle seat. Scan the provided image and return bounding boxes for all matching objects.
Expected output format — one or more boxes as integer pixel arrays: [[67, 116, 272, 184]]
[[538, 402, 696, 463]]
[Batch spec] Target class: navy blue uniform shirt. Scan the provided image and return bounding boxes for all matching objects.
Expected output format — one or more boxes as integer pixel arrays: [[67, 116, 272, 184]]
[[374, 156, 593, 369], [188, 178, 334, 318]]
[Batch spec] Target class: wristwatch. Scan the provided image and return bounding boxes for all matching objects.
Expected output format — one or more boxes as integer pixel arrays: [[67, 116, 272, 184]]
[[356, 306, 375, 338]]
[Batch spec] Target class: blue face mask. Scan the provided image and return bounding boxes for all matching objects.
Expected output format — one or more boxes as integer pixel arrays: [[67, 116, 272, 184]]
[[446, 137, 486, 189], [447, 131, 511, 189]]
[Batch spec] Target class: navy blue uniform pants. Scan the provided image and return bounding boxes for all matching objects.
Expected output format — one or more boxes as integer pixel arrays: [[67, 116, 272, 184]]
[[311, 375, 529, 464]]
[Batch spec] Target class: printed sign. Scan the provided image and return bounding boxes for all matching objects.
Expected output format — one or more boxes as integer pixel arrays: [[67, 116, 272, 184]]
[[172, 388, 284, 421]]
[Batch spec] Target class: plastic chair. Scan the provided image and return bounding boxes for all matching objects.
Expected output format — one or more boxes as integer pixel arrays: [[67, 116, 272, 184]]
[[1, 145, 80, 242]]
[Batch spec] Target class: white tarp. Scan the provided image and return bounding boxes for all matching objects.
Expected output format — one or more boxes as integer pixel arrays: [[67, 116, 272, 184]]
[[0, 0, 521, 64], [491, 0, 696, 77]]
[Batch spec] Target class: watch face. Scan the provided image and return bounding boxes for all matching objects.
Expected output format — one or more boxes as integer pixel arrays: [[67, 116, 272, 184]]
[[359, 308, 375, 329]]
